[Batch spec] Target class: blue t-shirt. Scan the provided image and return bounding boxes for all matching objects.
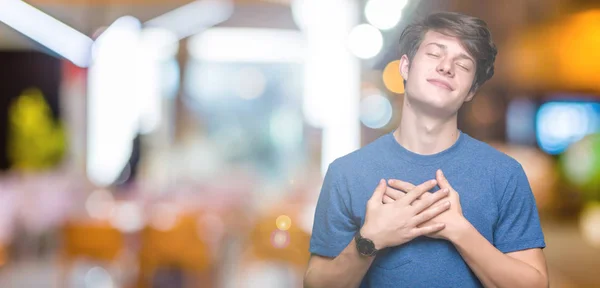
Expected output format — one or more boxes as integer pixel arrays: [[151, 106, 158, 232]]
[[309, 131, 546, 287]]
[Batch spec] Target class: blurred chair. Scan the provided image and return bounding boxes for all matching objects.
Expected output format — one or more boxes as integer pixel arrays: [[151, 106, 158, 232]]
[[60, 221, 125, 287], [137, 212, 214, 288]]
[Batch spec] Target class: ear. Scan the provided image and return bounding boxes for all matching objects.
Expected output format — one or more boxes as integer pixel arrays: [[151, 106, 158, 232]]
[[399, 54, 410, 81], [464, 90, 476, 102]]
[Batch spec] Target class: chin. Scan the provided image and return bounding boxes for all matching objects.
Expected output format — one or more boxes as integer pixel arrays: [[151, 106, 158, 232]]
[[407, 92, 456, 116], [414, 90, 449, 106]]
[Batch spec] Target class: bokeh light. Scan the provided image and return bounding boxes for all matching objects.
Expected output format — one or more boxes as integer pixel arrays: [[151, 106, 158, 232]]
[[270, 109, 303, 151], [233, 67, 267, 100], [561, 134, 600, 194], [188, 28, 304, 63], [555, 10, 600, 92], [149, 203, 180, 231], [162, 59, 180, 99], [360, 93, 393, 129], [139, 27, 178, 61], [506, 98, 537, 145], [87, 15, 142, 187], [109, 201, 144, 233], [85, 189, 115, 220], [84, 266, 114, 288], [580, 202, 600, 248], [347, 24, 383, 59], [271, 230, 290, 249], [364, 0, 408, 30], [276, 215, 292, 231], [382, 60, 404, 94], [290, 0, 313, 31], [536, 102, 600, 155]]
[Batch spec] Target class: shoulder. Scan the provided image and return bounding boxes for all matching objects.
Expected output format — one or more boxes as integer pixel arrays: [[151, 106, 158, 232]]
[[328, 133, 390, 178], [463, 134, 529, 196], [462, 133, 524, 172]]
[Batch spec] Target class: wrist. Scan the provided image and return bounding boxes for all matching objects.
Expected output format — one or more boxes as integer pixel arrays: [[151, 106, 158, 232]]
[[447, 217, 473, 243], [359, 225, 385, 250]]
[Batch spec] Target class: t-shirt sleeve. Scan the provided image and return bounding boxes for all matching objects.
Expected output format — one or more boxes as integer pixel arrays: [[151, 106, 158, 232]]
[[309, 162, 358, 258], [493, 163, 546, 253]]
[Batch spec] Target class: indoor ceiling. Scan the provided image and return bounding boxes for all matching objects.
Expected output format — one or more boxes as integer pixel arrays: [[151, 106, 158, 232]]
[[0, 0, 296, 50]]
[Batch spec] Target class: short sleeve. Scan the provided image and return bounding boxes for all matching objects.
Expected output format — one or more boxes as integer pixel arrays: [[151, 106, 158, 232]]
[[493, 164, 546, 253], [309, 162, 358, 258]]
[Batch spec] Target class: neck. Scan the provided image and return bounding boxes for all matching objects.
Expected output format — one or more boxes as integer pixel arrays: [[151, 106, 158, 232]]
[[393, 96, 460, 155]]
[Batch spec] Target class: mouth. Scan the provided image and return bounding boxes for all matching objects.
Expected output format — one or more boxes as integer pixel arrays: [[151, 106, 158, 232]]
[[427, 79, 454, 91]]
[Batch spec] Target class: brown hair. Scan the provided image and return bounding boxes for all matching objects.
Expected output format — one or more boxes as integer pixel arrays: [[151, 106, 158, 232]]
[[399, 12, 497, 92]]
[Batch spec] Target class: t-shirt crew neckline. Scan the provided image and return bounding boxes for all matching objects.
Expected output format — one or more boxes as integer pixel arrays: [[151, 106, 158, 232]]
[[386, 130, 466, 166]]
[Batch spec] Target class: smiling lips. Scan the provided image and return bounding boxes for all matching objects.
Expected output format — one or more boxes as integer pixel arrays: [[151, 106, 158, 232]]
[[427, 79, 454, 91]]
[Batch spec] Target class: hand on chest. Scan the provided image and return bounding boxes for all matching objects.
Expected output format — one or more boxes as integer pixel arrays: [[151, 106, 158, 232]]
[[353, 168, 499, 239]]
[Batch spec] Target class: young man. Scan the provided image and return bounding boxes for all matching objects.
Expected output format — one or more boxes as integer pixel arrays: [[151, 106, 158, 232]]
[[304, 12, 548, 288]]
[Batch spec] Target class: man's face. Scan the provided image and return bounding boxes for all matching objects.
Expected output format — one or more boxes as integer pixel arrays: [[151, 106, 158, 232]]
[[400, 30, 477, 117]]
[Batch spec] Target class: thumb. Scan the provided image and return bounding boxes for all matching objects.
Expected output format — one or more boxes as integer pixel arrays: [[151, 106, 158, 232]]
[[369, 179, 387, 204], [436, 169, 452, 189]]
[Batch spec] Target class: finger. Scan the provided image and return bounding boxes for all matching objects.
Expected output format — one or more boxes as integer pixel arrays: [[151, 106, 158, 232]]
[[385, 186, 406, 201], [411, 223, 445, 237], [369, 179, 387, 204], [399, 179, 437, 206], [383, 195, 395, 204], [388, 179, 432, 202], [410, 200, 450, 226], [430, 198, 451, 209], [387, 179, 416, 192], [418, 192, 432, 200], [436, 169, 453, 190], [411, 188, 449, 213]]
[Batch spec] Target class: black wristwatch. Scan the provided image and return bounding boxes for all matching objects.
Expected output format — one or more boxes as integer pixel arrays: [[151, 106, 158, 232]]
[[355, 230, 378, 257]]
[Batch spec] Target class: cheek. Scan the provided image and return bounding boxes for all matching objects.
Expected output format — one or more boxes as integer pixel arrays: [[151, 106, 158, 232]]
[[407, 65, 434, 88], [459, 69, 476, 84], [408, 55, 435, 75], [457, 74, 476, 93]]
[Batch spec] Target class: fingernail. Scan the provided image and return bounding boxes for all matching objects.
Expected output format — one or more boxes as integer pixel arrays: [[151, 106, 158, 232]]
[[440, 169, 444, 176], [442, 188, 449, 193], [430, 180, 437, 185], [389, 179, 395, 184]]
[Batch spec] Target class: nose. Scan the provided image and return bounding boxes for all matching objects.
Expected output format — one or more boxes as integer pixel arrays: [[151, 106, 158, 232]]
[[436, 58, 454, 77]]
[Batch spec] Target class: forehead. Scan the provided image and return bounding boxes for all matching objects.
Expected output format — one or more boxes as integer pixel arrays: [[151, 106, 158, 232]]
[[419, 30, 470, 55]]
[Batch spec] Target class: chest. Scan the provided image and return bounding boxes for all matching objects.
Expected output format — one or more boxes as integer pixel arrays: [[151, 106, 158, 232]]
[[346, 164, 500, 241]]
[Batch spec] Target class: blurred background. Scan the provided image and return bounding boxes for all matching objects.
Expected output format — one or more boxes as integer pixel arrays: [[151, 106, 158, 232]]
[[0, 0, 599, 287]]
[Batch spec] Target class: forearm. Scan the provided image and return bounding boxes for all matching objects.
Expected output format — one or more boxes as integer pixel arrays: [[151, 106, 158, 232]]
[[450, 222, 547, 288], [304, 240, 374, 288]]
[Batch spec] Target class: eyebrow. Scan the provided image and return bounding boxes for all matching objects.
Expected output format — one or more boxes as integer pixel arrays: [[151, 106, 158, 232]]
[[425, 42, 475, 64]]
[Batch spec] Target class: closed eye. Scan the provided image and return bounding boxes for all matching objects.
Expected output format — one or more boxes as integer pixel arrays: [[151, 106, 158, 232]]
[[456, 63, 470, 71], [427, 53, 440, 58]]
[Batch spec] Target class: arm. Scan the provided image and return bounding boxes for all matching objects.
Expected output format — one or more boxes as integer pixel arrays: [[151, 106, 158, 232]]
[[304, 239, 375, 288], [387, 168, 548, 288], [448, 163, 548, 288], [450, 222, 548, 288], [305, 161, 371, 288]]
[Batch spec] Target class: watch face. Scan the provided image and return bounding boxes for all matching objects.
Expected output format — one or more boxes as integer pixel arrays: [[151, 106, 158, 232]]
[[357, 238, 376, 256]]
